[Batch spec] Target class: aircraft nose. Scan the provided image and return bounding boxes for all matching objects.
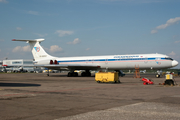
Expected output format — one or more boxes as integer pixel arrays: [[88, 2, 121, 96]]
[[172, 60, 178, 67]]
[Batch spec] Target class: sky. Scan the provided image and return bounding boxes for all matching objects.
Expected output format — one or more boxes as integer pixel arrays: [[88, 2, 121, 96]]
[[0, 0, 180, 68]]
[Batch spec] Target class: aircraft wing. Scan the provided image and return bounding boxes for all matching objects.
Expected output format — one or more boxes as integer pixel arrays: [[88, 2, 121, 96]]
[[3, 64, 100, 70], [34, 64, 101, 70]]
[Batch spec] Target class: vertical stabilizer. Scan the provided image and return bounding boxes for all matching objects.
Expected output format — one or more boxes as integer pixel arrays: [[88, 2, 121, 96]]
[[12, 39, 54, 61]]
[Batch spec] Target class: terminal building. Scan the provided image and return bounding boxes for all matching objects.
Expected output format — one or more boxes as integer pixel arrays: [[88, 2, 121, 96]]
[[2, 59, 35, 72]]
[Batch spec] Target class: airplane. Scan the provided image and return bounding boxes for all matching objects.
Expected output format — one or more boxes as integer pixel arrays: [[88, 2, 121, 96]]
[[12, 39, 178, 77]]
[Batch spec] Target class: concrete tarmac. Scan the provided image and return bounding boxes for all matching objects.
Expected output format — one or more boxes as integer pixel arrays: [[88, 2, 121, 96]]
[[0, 73, 180, 120]]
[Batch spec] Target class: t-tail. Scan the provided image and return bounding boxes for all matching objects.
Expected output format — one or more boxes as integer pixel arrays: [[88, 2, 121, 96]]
[[12, 39, 55, 61]]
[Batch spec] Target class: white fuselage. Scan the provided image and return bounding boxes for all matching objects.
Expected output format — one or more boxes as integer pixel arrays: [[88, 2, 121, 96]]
[[12, 39, 178, 71], [36, 53, 178, 70]]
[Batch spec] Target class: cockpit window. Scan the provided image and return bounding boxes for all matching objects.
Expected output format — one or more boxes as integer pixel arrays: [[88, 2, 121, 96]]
[[165, 57, 173, 61]]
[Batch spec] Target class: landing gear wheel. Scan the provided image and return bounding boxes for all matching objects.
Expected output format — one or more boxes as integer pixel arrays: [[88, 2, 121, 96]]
[[81, 72, 91, 77], [68, 72, 78, 77], [155, 74, 160, 78], [81, 72, 86, 77], [73, 72, 78, 77], [87, 72, 91, 77], [68, 72, 72, 77]]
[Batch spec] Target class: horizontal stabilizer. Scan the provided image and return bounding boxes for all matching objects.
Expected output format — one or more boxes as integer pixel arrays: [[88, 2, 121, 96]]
[[12, 39, 44, 42], [12, 38, 54, 60]]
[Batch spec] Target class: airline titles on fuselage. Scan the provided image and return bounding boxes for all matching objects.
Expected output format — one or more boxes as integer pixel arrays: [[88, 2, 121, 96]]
[[114, 55, 141, 59]]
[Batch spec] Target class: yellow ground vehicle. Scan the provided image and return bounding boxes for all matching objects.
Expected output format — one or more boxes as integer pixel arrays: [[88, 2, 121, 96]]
[[95, 72, 120, 83], [165, 74, 174, 85]]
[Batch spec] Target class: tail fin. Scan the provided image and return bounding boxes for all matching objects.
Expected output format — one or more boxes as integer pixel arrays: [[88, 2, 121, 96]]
[[12, 39, 54, 61]]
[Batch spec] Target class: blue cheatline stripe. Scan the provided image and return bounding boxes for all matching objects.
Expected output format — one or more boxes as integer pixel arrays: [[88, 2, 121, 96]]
[[57, 57, 167, 63]]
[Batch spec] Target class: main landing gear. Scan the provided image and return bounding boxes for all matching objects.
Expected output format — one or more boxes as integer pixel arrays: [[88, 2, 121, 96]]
[[81, 70, 91, 77], [67, 70, 91, 77], [67, 72, 78, 77]]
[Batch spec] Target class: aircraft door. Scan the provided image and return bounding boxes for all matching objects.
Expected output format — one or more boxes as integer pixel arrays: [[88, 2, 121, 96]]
[[92, 59, 94, 64], [155, 57, 161, 65], [105, 58, 108, 64], [144, 57, 148, 64], [86, 59, 89, 64]]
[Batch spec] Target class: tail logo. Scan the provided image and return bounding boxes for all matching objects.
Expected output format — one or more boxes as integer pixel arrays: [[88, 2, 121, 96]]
[[34, 47, 40, 52]]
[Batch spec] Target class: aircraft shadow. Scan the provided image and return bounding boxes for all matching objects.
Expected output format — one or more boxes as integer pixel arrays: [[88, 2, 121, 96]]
[[49, 73, 96, 77], [49, 75, 68, 77], [0, 83, 41, 87], [50, 75, 95, 77]]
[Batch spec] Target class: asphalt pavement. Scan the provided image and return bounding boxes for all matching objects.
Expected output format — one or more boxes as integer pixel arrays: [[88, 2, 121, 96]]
[[0, 73, 180, 120]]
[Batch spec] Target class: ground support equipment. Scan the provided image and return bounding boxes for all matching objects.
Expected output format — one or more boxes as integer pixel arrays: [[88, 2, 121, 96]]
[[164, 74, 174, 86], [95, 72, 120, 83], [134, 65, 141, 78], [142, 78, 154, 85]]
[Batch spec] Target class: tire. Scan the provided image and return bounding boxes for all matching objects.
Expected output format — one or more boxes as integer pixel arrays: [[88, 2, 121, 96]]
[[87, 72, 91, 77], [68, 72, 72, 77], [81, 72, 86, 77], [72, 72, 78, 77], [75, 72, 78, 77], [155, 74, 160, 78]]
